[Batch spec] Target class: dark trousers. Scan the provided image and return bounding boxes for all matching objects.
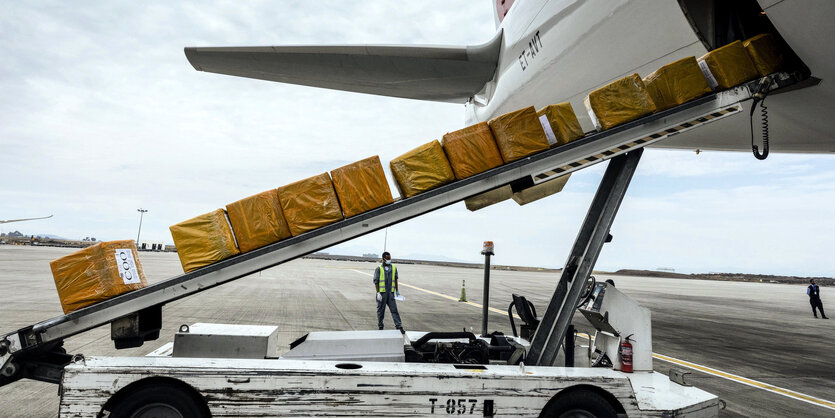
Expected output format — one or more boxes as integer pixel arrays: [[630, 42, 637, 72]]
[[377, 292, 402, 330], [810, 297, 826, 317]]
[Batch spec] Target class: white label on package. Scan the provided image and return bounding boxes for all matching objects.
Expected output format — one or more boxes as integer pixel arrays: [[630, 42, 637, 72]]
[[584, 96, 603, 132], [539, 114, 558, 146], [698, 59, 719, 90], [115, 249, 141, 284]]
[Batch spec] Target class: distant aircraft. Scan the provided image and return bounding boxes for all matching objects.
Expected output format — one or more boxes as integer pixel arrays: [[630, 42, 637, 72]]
[[184, 0, 834, 155], [0, 215, 53, 224]]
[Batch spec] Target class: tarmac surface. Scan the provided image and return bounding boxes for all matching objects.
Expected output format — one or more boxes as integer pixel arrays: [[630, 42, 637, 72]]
[[0, 246, 833, 417]]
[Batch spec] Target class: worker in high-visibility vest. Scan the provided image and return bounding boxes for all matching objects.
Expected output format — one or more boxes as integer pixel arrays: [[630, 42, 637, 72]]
[[374, 251, 404, 333]]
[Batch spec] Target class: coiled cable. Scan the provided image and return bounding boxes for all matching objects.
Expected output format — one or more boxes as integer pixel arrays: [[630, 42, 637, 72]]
[[750, 77, 772, 160]]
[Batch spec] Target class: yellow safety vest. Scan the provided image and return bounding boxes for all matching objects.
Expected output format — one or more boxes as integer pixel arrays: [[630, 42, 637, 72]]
[[377, 264, 397, 293]]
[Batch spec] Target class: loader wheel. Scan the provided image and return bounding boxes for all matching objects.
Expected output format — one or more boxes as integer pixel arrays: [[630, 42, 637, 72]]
[[107, 381, 209, 418], [540, 389, 618, 418]]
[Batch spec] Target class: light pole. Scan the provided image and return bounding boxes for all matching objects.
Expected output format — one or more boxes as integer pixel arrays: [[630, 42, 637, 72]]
[[481, 241, 494, 337], [136, 209, 148, 246]]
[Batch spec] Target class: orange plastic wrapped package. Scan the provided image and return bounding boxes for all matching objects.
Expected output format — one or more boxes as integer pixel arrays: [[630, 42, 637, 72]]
[[441, 122, 504, 180], [226, 189, 291, 253], [390, 140, 455, 198], [50, 240, 148, 314], [488, 106, 550, 163], [536, 102, 584, 147], [331, 156, 394, 218], [584, 74, 657, 131], [643, 57, 712, 112], [278, 173, 344, 236], [464, 185, 513, 211], [744, 34, 785, 76], [170, 209, 240, 272], [697, 40, 759, 90], [512, 174, 571, 206]]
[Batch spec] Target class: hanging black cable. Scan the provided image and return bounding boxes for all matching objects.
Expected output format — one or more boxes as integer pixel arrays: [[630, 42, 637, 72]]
[[750, 77, 772, 160]]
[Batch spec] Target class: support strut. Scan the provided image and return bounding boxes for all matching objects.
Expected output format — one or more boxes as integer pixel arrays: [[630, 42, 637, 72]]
[[526, 150, 643, 366]]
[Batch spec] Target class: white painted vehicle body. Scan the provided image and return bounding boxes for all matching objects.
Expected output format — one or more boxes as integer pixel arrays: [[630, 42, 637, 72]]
[[59, 354, 718, 417]]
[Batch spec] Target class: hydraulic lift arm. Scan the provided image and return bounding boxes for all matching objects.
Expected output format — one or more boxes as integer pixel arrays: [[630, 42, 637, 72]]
[[527, 149, 642, 366]]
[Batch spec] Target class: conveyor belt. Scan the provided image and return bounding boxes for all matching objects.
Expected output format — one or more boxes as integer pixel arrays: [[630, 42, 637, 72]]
[[0, 72, 803, 386]]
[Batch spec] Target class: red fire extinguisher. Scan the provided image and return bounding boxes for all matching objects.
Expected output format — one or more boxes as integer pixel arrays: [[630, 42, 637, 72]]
[[620, 334, 634, 373]]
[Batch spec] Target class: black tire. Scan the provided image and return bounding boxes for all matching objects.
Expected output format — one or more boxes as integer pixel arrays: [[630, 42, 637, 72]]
[[107, 382, 209, 418], [540, 389, 618, 418]]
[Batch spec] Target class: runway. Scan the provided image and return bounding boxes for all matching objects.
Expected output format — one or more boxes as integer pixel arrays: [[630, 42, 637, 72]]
[[0, 246, 832, 417]]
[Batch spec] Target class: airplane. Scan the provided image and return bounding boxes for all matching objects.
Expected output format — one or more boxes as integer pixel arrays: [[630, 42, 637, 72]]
[[183, 0, 834, 157], [0, 215, 52, 225]]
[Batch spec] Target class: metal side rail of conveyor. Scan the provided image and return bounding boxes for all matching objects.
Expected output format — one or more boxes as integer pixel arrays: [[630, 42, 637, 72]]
[[0, 72, 806, 387]]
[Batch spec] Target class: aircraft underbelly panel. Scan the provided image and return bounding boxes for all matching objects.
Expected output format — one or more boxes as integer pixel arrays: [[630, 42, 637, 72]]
[[655, 84, 835, 153]]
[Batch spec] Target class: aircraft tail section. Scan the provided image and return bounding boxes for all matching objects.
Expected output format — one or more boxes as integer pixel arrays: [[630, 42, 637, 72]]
[[494, 0, 516, 27], [184, 31, 502, 103]]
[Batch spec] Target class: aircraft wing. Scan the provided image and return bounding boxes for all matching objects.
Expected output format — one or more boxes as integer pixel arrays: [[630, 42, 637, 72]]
[[0, 215, 52, 224], [184, 32, 502, 103]]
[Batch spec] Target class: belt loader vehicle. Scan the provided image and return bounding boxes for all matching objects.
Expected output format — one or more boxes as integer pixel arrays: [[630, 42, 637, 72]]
[[1, 73, 807, 417]]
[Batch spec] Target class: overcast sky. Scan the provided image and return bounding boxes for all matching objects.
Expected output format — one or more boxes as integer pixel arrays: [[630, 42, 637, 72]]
[[2, 1, 834, 277]]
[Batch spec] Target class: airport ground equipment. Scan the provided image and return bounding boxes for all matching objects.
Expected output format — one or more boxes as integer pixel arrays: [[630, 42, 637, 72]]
[[0, 73, 804, 416], [481, 241, 494, 337], [579, 283, 653, 372]]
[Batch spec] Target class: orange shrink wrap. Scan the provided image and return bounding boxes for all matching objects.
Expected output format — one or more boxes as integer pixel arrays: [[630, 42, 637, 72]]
[[226, 189, 291, 253], [584, 74, 657, 131], [643, 57, 712, 112], [278, 173, 344, 236], [390, 140, 455, 198], [697, 40, 758, 90], [464, 185, 513, 212], [488, 106, 550, 163], [441, 122, 504, 180], [512, 174, 571, 206], [536, 102, 584, 147], [331, 156, 394, 218], [744, 33, 785, 76], [170, 209, 240, 272], [50, 240, 148, 314]]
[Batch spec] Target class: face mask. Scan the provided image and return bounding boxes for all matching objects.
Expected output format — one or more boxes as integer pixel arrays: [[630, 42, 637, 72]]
[[384, 260, 391, 265]]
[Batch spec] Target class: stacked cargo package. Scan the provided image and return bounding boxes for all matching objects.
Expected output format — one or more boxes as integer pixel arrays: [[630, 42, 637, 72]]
[[390, 140, 455, 198], [278, 173, 344, 236], [58, 36, 793, 307], [331, 156, 394, 218], [743, 33, 785, 76], [697, 40, 759, 90], [536, 102, 584, 146], [488, 106, 551, 163], [170, 209, 240, 272], [50, 240, 148, 313], [512, 174, 571, 206], [464, 185, 513, 211], [584, 73, 657, 131], [226, 189, 292, 253], [643, 57, 712, 112], [441, 122, 504, 180]]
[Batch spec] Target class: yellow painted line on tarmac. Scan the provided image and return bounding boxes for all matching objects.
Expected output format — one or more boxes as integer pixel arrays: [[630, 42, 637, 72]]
[[651, 353, 835, 410], [349, 269, 835, 411]]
